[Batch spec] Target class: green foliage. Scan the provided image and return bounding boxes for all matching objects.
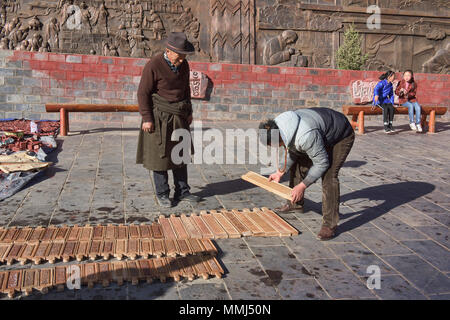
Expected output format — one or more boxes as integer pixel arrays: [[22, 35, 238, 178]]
[[336, 24, 368, 70]]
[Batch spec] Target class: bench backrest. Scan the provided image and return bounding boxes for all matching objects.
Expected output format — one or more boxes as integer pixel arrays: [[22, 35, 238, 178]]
[[351, 79, 400, 105]]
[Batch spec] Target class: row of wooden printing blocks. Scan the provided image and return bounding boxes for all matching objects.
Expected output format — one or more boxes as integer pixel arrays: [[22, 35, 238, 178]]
[[0, 238, 217, 266], [0, 254, 224, 299], [0, 208, 298, 244]]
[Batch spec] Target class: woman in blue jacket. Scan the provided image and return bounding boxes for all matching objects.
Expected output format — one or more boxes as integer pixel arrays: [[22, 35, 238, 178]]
[[372, 70, 396, 133]]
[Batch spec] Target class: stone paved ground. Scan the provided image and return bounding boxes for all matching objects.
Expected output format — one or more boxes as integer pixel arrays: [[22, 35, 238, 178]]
[[1, 119, 449, 300]]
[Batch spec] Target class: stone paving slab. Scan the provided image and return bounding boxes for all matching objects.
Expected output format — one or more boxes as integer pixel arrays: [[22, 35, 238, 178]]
[[0, 119, 449, 300]]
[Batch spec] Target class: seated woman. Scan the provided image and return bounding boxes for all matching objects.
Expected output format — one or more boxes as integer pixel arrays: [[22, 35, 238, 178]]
[[395, 70, 422, 132], [372, 70, 396, 133]]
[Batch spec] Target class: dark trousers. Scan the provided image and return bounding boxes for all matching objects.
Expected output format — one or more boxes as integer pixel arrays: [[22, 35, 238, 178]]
[[152, 165, 190, 198], [379, 103, 395, 125], [289, 131, 355, 228]]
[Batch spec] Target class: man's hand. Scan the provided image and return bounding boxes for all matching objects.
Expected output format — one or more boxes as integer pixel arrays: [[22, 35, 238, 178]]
[[291, 182, 306, 204], [142, 121, 155, 133], [187, 115, 193, 126], [268, 170, 284, 183]]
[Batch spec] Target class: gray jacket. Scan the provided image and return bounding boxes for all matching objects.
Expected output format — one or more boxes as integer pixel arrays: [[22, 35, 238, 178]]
[[274, 108, 352, 187]]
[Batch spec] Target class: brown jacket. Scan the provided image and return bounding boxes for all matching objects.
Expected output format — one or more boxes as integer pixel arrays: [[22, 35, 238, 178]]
[[395, 79, 418, 104]]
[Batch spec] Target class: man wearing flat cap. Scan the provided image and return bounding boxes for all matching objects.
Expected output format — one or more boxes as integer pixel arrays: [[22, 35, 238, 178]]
[[136, 32, 201, 207]]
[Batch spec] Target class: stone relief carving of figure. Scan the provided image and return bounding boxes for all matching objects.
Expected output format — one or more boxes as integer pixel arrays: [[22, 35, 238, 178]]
[[114, 24, 130, 57], [189, 18, 201, 52], [28, 16, 43, 31], [17, 39, 30, 51], [91, 1, 109, 36], [44, 17, 60, 51], [8, 19, 28, 50], [0, 37, 9, 49], [124, 0, 133, 28], [79, 1, 92, 34], [176, 7, 193, 31], [131, 0, 143, 26], [263, 30, 307, 67], [128, 22, 148, 57], [59, 0, 75, 29], [422, 43, 450, 74], [0, 3, 7, 26], [144, 9, 164, 40], [30, 33, 43, 51], [102, 40, 118, 56]]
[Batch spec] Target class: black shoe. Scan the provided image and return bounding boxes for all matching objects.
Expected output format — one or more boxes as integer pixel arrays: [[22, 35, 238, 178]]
[[156, 195, 172, 208], [388, 124, 396, 132], [384, 125, 391, 133], [175, 193, 202, 203]]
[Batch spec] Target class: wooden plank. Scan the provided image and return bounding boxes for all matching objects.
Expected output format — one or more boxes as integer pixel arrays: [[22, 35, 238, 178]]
[[200, 239, 218, 256], [169, 214, 190, 239], [203, 256, 224, 278], [75, 241, 89, 262], [101, 240, 115, 260], [117, 225, 128, 240], [28, 227, 45, 242], [37, 268, 53, 294], [1, 228, 18, 243], [165, 257, 182, 281], [18, 242, 38, 265], [139, 224, 152, 238], [67, 225, 82, 241], [105, 224, 117, 240], [3, 270, 22, 298], [129, 225, 140, 239], [180, 214, 203, 239], [79, 225, 93, 241], [211, 210, 241, 238], [111, 261, 127, 286], [0, 243, 12, 263], [126, 260, 140, 285], [32, 241, 51, 264], [137, 259, 154, 283], [88, 240, 103, 260], [82, 263, 98, 288], [21, 269, 39, 296], [151, 223, 164, 239], [245, 208, 280, 237], [126, 238, 139, 260], [62, 241, 78, 263], [47, 241, 64, 264], [199, 211, 228, 239], [188, 239, 205, 255], [152, 239, 165, 257], [222, 209, 252, 237], [114, 239, 127, 260], [176, 256, 195, 281], [176, 239, 192, 257], [189, 256, 209, 280], [164, 239, 178, 257], [54, 226, 70, 241], [92, 225, 105, 240], [4, 243, 25, 265], [15, 227, 32, 242], [231, 209, 264, 236], [241, 171, 292, 200], [153, 258, 169, 282], [140, 239, 153, 258], [158, 215, 177, 240], [252, 208, 291, 237], [261, 207, 299, 236], [54, 266, 67, 291], [191, 214, 213, 239], [97, 262, 112, 287], [41, 226, 57, 241]]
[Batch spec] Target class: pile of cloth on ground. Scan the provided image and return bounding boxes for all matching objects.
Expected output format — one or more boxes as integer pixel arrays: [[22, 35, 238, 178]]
[[0, 119, 60, 201]]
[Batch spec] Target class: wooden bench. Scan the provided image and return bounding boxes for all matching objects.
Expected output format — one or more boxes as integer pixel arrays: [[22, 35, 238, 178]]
[[342, 105, 447, 134], [45, 104, 139, 136]]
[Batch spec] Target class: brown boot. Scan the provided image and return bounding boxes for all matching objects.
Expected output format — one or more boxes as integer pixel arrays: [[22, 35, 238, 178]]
[[274, 200, 304, 213], [317, 225, 337, 241]]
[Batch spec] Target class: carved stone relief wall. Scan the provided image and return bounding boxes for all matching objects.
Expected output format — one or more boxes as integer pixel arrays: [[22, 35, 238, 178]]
[[0, 0, 448, 73]]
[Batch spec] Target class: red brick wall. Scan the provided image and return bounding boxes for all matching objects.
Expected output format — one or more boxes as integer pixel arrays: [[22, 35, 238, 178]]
[[1, 49, 448, 122]]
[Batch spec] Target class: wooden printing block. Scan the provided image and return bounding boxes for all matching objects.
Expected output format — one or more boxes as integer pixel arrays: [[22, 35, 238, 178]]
[[14, 227, 32, 242], [105, 224, 117, 240], [1, 227, 18, 243], [253, 207, 291, 236], [222, 210, 252, 237], [246, 208, 280, 237], [97, 262, 112, 287], [187, 239, 205, 256], [169, 214, 190, 240], [165, 257, 183, 282], [152, 257, 169, 283], [5, 243, 25, 265], [180, 214, 203, 239], [158, 215, 177, 240], [75, 241, 89, 262], [67, 225, 82, 241], [261, 207, 299, 236], [61, 241, 78, 263], [47, 241, 65, 264], [138, 224, 152, 239], [41, 226, 58, 241], [3, 270, 22, 298], [129, 224, 140, 239], [211, 210, 241, 238], [80, 225, 93, 241], [37, 268, 53, 294], [117, 225, 128, 240], [140, 239, 153, 258], [0, 272, 7, 295], [126, 260, 140, 285], [232, 209, 264, 236], [92, 225, 105, 240], [200, 211, 228, 239], [189, 256, 209, 280], [114, 239, 127, 260], [164, 239, 178, 257], [0, 228, 5, 242], [203, 255, 224, 278], [191, 214, 213, 239], [54, 225, 70, 241], [200, 239, 218, 256], [54, 266, 67, 292], [151, 223, 164, 239], [28, 227, 45, 242], [176, 256, 195, 281], [82, 262, 98, 289], [101, 240, 115, 260], [21, 269, 39, 296], [88, 240, 103, 260], [111, 261, 128, 286], [176, 239, 192, 257], [18, 242, 38, 265], [126, 238, 139, 260], [32, 241, 51, 265], [137, 260, 154, 284], [0, 243, 12, 264], [152, 239, 165, 258]]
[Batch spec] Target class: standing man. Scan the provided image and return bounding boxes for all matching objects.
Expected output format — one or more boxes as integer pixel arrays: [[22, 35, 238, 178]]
[[259, 108, 355, 240], [136, 32, 201, 207]]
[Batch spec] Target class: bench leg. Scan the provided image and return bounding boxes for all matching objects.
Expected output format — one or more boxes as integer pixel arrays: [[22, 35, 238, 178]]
[[428, 110, 436, 134], [350, 115, 358, 129], [357, 111, 365, 134], [60, 108, 69, 136]]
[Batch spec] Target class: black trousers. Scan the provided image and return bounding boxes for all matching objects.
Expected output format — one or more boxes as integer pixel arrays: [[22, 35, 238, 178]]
[[152, 165, 190, 198], [379, 103, 395, 125]]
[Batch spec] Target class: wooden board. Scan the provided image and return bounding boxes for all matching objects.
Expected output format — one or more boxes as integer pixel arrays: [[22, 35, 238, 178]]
[[231, 209, 264, 236], [259, 207, 299, 236], [199, 211, 228, 239], [180, 214, 203, 239], [158, 216, 177, 240], [221, 210, 252, 237], [191, 214, 213, 239], [245, 208, 280, 237], [169, 215, 190, 240], [211, 210, 241, 238], [241, 171, 292, 200]]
